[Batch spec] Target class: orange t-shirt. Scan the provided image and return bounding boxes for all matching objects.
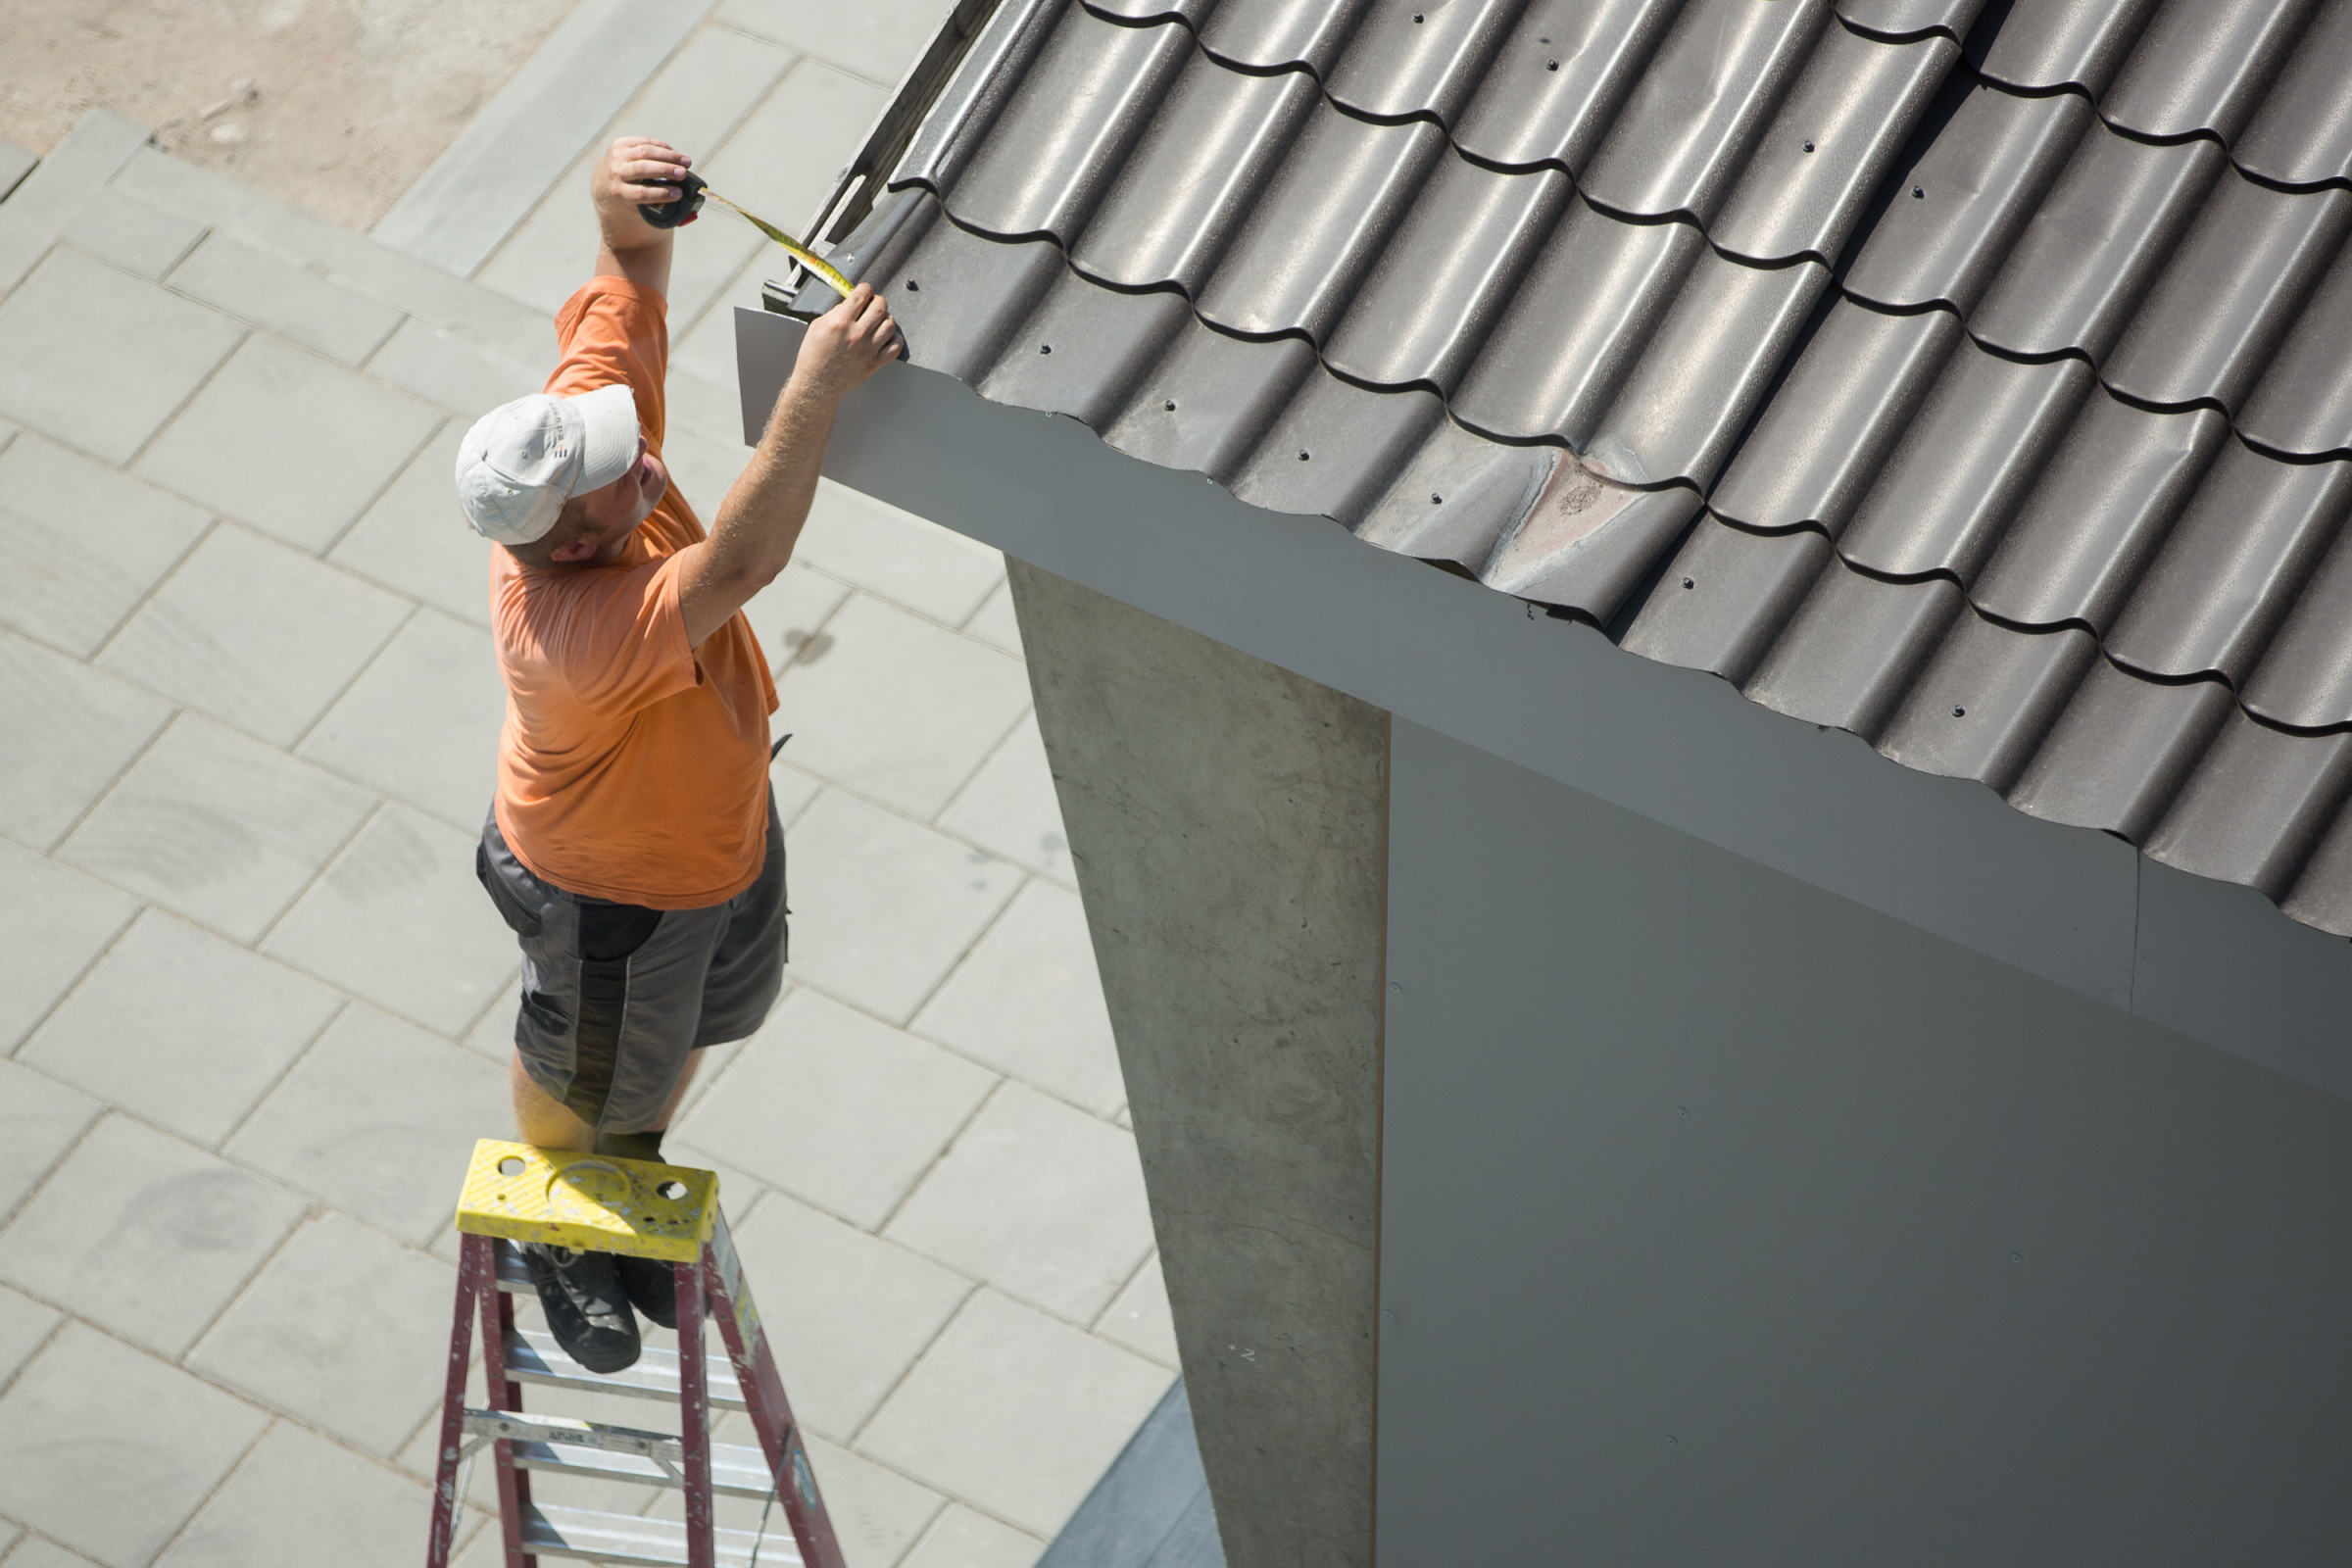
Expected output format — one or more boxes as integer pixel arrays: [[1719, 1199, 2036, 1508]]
[[489, 278, 777, 908]]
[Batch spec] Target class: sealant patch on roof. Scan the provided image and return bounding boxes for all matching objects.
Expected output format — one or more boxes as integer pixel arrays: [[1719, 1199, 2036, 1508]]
[[808, 0, 2352, 938]]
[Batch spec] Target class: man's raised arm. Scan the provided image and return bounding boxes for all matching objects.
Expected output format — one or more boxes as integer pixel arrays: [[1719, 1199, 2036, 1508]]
[[592, 135, 689, 298]]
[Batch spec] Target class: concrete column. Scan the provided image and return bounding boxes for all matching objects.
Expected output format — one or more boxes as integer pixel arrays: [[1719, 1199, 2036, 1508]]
[[1006, 558, 1388, 1568]]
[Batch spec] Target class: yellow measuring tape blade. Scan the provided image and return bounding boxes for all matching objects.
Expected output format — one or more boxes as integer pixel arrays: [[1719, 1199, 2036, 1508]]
[[705, 189, 853, 299]]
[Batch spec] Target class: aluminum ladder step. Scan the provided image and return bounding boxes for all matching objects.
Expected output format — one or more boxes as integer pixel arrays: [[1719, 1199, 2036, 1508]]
[[519, 1502, 803, 1567], [504, 1327, 748, 1411], [463, 1405, 780, 1497]]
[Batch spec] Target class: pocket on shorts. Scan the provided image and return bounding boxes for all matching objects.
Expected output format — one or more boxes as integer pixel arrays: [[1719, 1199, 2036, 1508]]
[[476, 840, 544, 940]]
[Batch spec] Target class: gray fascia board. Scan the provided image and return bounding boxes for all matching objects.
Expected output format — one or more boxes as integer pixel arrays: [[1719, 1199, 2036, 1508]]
[[737, 307, 2352, 1100]]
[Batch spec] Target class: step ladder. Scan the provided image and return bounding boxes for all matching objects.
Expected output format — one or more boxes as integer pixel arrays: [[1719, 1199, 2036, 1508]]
[[425, 1140, 848, 1568]]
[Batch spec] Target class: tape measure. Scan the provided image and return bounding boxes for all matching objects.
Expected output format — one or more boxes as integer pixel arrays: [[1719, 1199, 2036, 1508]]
[[640, 172, 853, 298]]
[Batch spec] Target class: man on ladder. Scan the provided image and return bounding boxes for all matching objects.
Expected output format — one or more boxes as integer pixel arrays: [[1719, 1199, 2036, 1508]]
[[454, 134, 899, 1373]]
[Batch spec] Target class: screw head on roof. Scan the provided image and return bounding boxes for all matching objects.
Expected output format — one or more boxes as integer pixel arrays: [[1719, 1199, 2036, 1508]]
[[1682, 576, 1694, 589], [1412, 11, 1424, 20], [1802, 139, 1814, 153], [1546, 59, 1559, 70], [1298, 449, 1310, 461], [1040, 343, 1052, 354], [1952, 705, 1966, 717], [1164, 399, 1176, 411], [1431, 492, 1443, 504], [906, 278, 919, 290], [1913, 185, 1925, 198]]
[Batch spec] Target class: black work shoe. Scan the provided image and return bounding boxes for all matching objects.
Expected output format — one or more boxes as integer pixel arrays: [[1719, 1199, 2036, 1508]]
[[522, 1243, 641, 1373], [616, 1252, 679, 1331]]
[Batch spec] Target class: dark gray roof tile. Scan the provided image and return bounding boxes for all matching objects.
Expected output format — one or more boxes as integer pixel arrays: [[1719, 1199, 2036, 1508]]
[[1842, 76, 2091, 314], [1071, 58, 1318, 294], [2238, 245, 2352, 460], [1197, 0, 1371, 74], [1878, 612, 2098, 790], [1451, 0, 1682, 174], [2101, 0, 2320, 146], [1970, 0, 2161, 97], [1621, 516, 1836, 681], [1971, 392, 2229, 633], [2145, 710, 2352, 899], [977, 270, 1194, 426], [2234, 0, 2352, 188], [942, 5, 1191, 240], [1450, 198, 1706, 445], [885, 213, 1065, 380], [1580, 0, 1833, 226], [1710, 299, 1961, 535], [1481, 479, 1703, 620], [1101, 318, 1321, 483], [2105, 439, 2352, 685], [1353, 417, 1552, 570], [1084, 0, 1216, 20], [1324, 157, 1566, 392], [2243, 514, 2352, 729], [1584, 252, 1830, 487], [2007, 660, 2232, 840], [1743, 561, 1964, 737], [1194, 101, 1446, 341], [1838, 339, 2090, 580], [1324, 0, 1522, 125], [1969, 125, 2223, 364], [1837, 0, 1988, 37], [894, 0, 1063, 196], [2100, 174, 2352, 415], [1229, 363, 1443, 523], [1710, 24, 1956, 265]]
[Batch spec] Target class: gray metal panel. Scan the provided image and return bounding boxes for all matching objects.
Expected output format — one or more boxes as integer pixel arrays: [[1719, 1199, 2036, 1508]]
[[1842, 78, 2091, 315], [1229, 365, 1444, 524], [976, 271, 1194, 427], [1585, 252, 1829, 487], [1481, 479, 1703, 621], [1072, 60, 1317, 294], [885, 214, 1066, 380], [1449, 200, 1705, 447], [2105, 440, 2352, 685], [2008, 660, 2233, 840], [2283, 798, 2352, 936], [2101, 175, 2352, 416], [1579, 0, 1832, 225], [2102, 0, 2319, 146], [1710, 25, 1955, 265], [2238, 245, 2352, 460], [1353, 418, 1552, 572], [1323, 0, 1524, 125], [1743, 562, 1964, 738], [1970, 394, 2228, 634], [2234, 0, 2352, 187], [1197, 0, 1373, 73], [1969, 127, 2223, 364], [1194, 104, 1446, 343], [1838, 340, 2090, 582], [1450, 0, 1683, 174], [942, 5, 1190, 240], [1710, 300, 1961, 536], [1970, 0, 2162, 96], [1622, 515, 1835, 682], [2147, 710, 2352, 902], [1877, 613, 2098, 791], [1102, 318, 1321, 483], [1323, 158, 1567, 393], [1836, 0, 1986, 35], [2244, 520, 2352, 728]]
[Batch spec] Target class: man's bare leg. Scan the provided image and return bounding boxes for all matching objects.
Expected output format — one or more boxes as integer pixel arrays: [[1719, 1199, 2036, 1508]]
[[511, 1049, 705, 1152]]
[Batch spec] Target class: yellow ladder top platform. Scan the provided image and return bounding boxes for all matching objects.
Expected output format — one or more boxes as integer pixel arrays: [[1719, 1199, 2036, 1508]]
[[453, 1139, 718, 1262]]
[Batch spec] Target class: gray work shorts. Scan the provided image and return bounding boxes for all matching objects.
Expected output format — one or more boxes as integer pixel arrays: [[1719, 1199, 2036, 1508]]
[[474, 794, 786, 1135]]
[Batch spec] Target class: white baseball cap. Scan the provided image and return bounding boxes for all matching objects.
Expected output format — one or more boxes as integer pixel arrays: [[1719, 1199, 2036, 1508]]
[[454, 383, 642, 545]]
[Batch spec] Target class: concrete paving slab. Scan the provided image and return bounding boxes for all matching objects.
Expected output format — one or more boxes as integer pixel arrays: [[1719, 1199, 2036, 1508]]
[[168, 230, 407, 367], [0, 1114, 309, 1357], [0, 110, 150, 240], [0, 248, 244, 465], [459, 976, 523, 1062], [4, 1536, 105, 1568], [188, 1212, 455, 1456], [0, 1060, 103, 1226], [298, 609, 504, 830], [782, 791, 1025, 1023], [0, 1283, 62, 1388], [133, 334, 440, 553], [224, 1005, 507, 1244], [60, 714, 376, 942], [885, 1084, 1155, 1325], [0, 1322, 270, 1568], [727, 1189, 974, 1440], [684, 988, 996, 1228], [154, 1420, 434, 1568], [263, 805, 515, 1034], [0, 632, 173, 851], [366, 317, 550, 416], [714, 0, 958, 84], [328, 422, 493, 627], [1094, 1254, 1180, 1371], [937, 714, 1078, 886], [18, 911, 341, 1148], [0, 137, 34, 203], [860, 1291, 1173, 1539], [657, 418, 755, 529], [663, 358, 752, 448], [0, 432, 212, 659], [962, 578, 1023, 656], [775, 593, 1032, 820], [791, 480, 1004, 628], [770, 757, 826, 829], [0, 848, 138, 1053], [98, 524, 411, 747], [902, 1505, 1049, 1568], [740, 561, 853, 677], [649, 1426, 946, 1566], [672, 285, 771, 443], [59, 188, 206, 280], [915, 881, 1121, 1116], [699, 59, 888, 243]]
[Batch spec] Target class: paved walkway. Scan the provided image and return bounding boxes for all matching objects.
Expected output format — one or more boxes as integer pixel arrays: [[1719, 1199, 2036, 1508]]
[[0, 7, 1172, 1564]]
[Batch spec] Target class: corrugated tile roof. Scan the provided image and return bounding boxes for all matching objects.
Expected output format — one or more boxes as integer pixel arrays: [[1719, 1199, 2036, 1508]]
[[802, 0, 2352, 939]]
